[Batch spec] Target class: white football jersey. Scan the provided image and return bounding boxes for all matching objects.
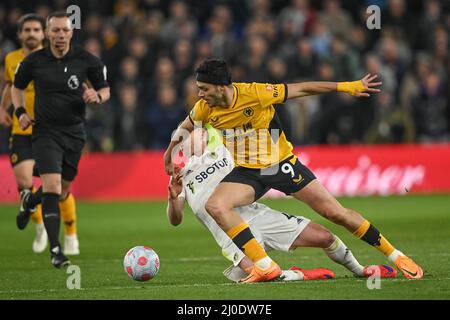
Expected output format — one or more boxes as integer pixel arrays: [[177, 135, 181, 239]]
[[180, 145, 233, 213], [179, 146, 258, 258]]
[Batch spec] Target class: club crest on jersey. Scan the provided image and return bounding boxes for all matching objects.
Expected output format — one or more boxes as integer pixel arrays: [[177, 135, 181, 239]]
[[68, 75, 80, 90], [243, 107, 254, 117]]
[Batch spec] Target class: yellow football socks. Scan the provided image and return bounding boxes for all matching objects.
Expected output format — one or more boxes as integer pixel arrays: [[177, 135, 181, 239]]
[[226, 221, 268, 263], [353, 219, 395, 256], [31, 204, 43, 224], [59, 192, 77, 235]]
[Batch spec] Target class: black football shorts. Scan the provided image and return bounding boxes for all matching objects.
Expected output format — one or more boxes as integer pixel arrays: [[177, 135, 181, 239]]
[[221, 155, 316, 201], [8, 134, 33, 167], [32, 128, 85, 182]]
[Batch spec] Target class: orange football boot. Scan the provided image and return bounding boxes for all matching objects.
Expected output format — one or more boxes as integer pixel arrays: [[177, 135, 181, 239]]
[[394, 255, 424, 279], [239, 261, 282, 283]]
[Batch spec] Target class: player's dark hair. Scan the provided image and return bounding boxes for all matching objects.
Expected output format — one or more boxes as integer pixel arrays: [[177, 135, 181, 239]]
[[195, 59, 232, 85], [18, 14, 45, 32], [46, 11, 71, 28]]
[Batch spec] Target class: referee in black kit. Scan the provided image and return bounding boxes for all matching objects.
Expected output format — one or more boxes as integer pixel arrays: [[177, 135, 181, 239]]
[[11, 12, 110, 267]]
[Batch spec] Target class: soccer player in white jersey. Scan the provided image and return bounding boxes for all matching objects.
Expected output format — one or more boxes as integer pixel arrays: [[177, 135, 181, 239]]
[[166, 127, 397, 282]]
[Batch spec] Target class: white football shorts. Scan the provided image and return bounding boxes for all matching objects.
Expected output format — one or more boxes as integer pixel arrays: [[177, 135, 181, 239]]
[[222, 202, 311, 267]]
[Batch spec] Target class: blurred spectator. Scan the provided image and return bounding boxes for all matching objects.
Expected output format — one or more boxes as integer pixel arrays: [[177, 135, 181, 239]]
[[114, 84, 147, 151], [183, 76, 199, 112], [247, 0, 273, 20], [160, 0, 198, 48], [172, 38, 194, 85], [289, 38, 318, 80], [204, 4, 238, 62], [126, 36, 155, 80], [145, 56, 179, 104], [412, 70, 449, 142], [195, 39, 213, 67], [320, 0, 354, 42], [0, 29, 16, 63], [147, 85, 186, 148], [417, 0, 444, 51], [240, 35, 270, 82], [329, 36, 361, 81], [383, 0, 416, 47], [84, 38, 115, 152], [278, 0, 308, 38], [310, 19, 332, 58]]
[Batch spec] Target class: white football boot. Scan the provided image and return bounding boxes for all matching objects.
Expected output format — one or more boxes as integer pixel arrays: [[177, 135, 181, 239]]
[[32, 223, 48, 253], [63, 234, 80, 255]]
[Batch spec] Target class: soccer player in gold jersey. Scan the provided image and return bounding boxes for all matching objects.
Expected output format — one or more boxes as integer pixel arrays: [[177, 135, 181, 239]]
[[0, 14, 79, 255], [164, 59, 423, 282]]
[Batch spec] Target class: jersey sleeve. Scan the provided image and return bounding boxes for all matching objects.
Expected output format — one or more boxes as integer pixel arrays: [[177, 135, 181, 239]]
[[255, 83, 287, 107], [13, 56, 33, 90], [4, 54, 13, 84], [188, 100, 209, 126], [86, 53, 109, 90]]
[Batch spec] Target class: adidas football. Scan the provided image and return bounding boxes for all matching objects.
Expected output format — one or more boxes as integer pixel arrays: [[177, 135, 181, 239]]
[[123, 246, 160, 281]]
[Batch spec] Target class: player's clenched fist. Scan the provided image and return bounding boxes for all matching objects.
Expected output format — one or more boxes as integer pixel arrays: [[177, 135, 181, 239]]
[[168, 167, 182, 199]]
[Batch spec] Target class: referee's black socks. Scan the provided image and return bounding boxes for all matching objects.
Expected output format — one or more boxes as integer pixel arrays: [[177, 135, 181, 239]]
[[42, 192, 62, 251], [28, 186, 43, 209]]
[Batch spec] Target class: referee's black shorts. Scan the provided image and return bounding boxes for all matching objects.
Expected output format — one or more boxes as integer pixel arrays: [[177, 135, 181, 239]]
[[8, 134, 34, 167], [32, 126, 85, 182], [221, 155, 316, 201]]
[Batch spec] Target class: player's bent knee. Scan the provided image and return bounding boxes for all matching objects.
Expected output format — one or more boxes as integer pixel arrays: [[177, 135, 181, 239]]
[[320, 229, 335, 248], [16, 176, 33, 190], [41, 177, 62, 194]]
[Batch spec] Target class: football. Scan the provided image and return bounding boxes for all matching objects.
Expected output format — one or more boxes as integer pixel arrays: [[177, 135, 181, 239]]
[[123, 246, 160, 281]]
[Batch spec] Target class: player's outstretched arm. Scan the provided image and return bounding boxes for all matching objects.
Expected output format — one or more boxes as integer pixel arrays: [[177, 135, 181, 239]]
[[163, 116, 194, 175], [286, 74, 382, 99], [166, 171, 185, 226], [0, 83, 13, 127]]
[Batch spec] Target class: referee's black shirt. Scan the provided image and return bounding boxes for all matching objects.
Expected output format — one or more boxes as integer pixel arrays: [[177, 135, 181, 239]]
[[14, 45, 109, 131]]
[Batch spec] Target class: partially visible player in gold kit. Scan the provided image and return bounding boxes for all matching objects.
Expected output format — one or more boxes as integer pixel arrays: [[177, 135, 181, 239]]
[[0, 14, 79, 255]]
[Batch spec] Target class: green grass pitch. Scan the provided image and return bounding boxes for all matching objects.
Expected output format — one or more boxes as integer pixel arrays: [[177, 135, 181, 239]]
[[0, 194, 449, 300]]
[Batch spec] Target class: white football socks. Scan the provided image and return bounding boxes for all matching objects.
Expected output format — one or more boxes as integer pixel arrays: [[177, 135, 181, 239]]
[[324, 235, 365, 276], [387, 249, 404, 263], [255, 257, 273, 269], [281, 270, 304, 281]]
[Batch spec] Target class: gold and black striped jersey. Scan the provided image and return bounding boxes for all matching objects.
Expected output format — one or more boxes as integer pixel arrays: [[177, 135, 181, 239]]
[[189, 82, 294, 169]]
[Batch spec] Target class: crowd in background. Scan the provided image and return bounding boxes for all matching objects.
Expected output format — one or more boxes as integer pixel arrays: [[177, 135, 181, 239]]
[[0, 0, 449, 153]]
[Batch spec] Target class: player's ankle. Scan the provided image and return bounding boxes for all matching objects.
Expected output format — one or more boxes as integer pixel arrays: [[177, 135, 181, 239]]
[[388, 249, 404, 263], [255, 257, 273, 269]]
